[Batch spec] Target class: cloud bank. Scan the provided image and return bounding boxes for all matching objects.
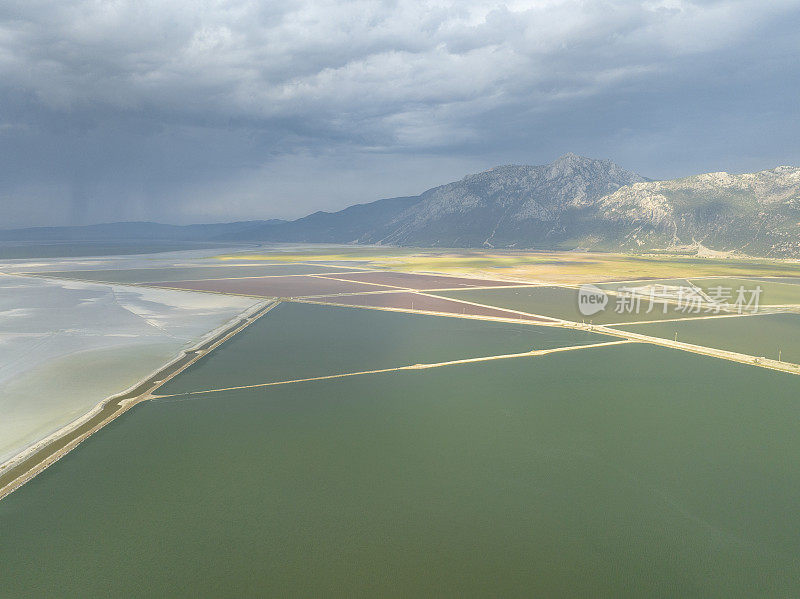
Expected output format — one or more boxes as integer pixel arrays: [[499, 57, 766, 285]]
[[1, 0, 798, 226]]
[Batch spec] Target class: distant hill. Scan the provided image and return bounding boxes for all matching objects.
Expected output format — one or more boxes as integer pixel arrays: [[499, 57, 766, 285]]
[[228, 196, 422, 243], [237, 153, 800, 257], [5, 155, 800, 257], [224, 153, 648, 247], [595, 167, 800, 256], [0, 221, 280, 242], [365, 153, 649, 248]]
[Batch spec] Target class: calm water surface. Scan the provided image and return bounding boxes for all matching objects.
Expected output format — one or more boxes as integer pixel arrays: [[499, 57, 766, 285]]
[[3, 341, 800, 597], [158, 302, 609, 394]]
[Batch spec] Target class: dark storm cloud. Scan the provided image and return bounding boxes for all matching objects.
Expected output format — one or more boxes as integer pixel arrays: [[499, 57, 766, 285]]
[[1, 0, 799, 226]]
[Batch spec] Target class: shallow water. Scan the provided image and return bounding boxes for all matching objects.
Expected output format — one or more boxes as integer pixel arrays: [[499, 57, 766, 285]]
[[432, 285, 716, 324], [689, 277, 800, 306], [0, 342, 179, 463], [0, 275, 257, 463], [3, 340, 800, 596], [35, 263, 362, 283], [0, 241, 235, 260], [157, 302, 610, 394], [617, 312, 800, 364]]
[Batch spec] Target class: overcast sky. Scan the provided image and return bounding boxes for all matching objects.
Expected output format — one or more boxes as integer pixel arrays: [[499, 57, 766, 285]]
[[1, 0, 799, 227]]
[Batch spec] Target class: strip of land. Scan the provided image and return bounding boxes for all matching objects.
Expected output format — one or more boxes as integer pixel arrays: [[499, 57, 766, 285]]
[[5, 262, 800, 502], [601, 309, 787, 327], [298, 295, 800, 377], [0, 300, 278, 501], [585, 323, 800, 376], [294, 294, 555, 322], [152, 339, 637, 399]]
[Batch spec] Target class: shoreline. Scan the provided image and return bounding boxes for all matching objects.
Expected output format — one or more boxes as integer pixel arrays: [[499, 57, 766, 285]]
[[0, 298, 267, 474], [0, 299, 278, 502]]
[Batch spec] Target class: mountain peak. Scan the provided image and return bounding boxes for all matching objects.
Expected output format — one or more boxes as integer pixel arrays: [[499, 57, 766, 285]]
[[477, 154, 630, 179], [227, 158, 800, 257], [550, 152, 606, 168], [541, 153, 643, 186], [553, 152, 583, 163]]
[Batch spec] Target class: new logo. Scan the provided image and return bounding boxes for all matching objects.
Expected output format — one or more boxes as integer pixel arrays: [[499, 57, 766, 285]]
[[577, 284, 608, 316]]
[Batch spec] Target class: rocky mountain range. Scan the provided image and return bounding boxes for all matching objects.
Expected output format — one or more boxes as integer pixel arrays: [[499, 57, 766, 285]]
[[595, 166, 800, 256], [233, 153, 649, 246], [4, 154, 800, 258], [232, 153, 800, 257]]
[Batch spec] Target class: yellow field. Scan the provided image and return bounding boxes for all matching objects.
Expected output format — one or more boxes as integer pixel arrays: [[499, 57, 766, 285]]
[[214, 248, 800, 284]]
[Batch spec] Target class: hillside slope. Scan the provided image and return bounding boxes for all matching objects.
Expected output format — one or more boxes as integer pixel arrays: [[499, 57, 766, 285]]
[[596, 167, 800, 256], [245, 153, 648, 248], [5, 156, 800, 258], [246, 154, 800, 256]]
